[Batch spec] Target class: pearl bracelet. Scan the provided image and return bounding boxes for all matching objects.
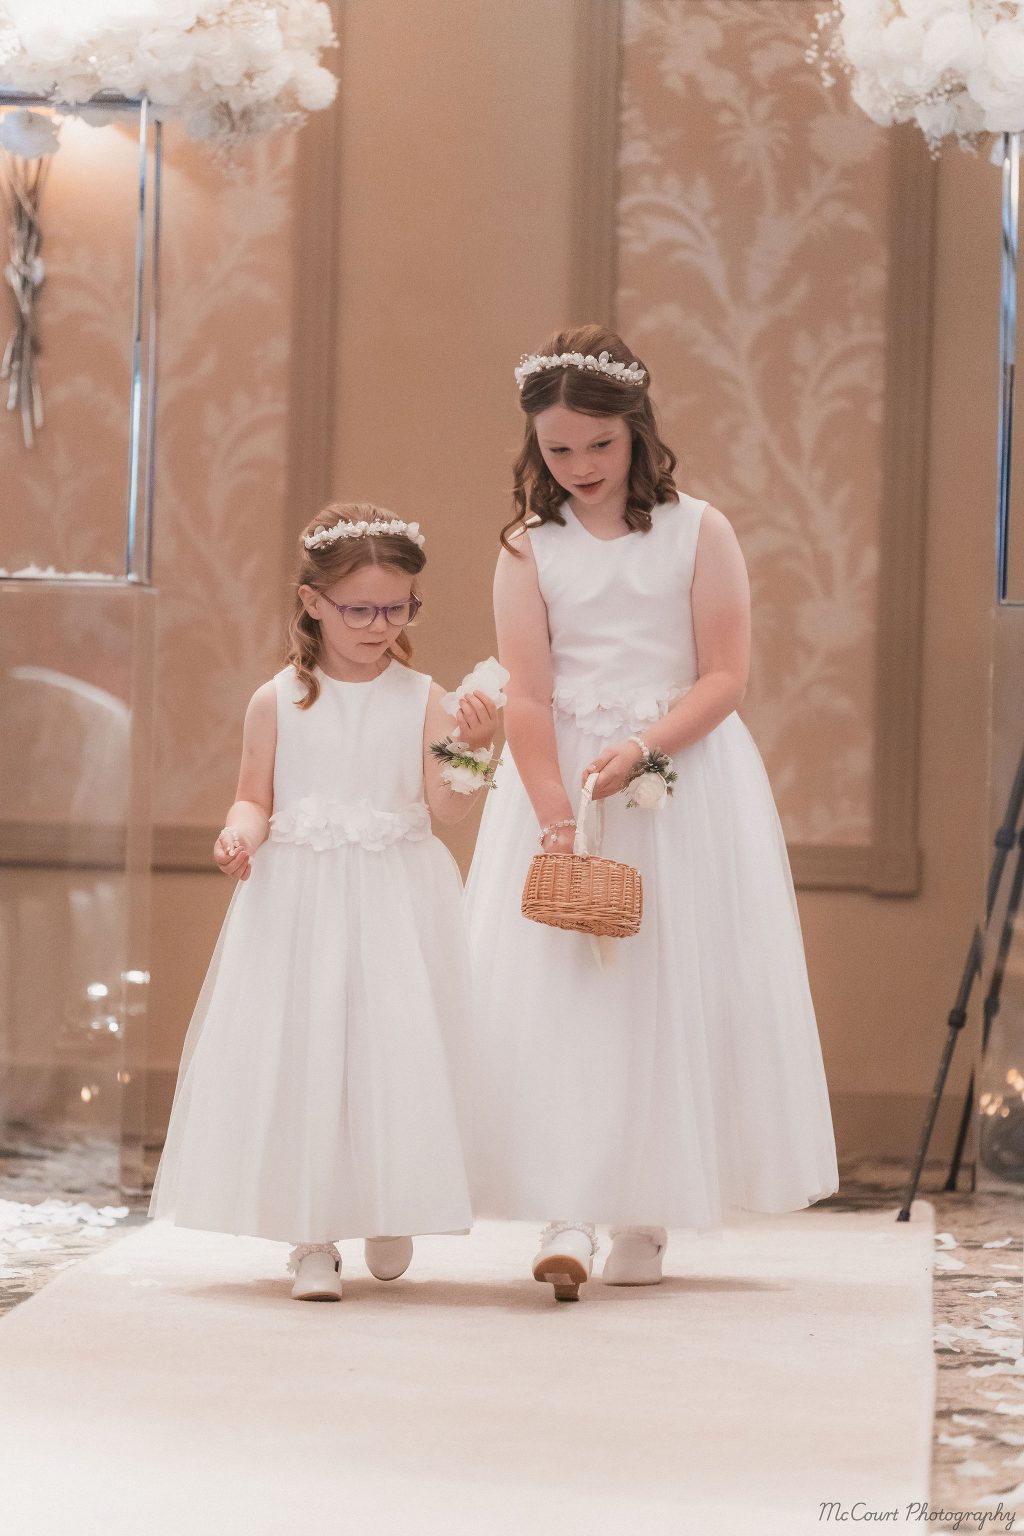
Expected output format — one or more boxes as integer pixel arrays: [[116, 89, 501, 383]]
[[539, 817, 576, 848], [628, 733, 652, 763]]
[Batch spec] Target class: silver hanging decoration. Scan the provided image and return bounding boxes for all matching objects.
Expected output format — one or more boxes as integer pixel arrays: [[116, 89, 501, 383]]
[[1, 147, 51, 449]]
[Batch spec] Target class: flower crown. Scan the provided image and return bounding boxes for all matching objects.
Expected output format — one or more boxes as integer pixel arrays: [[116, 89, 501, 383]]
[[303, 517, 425, 551], [514, 349, 647, 393]]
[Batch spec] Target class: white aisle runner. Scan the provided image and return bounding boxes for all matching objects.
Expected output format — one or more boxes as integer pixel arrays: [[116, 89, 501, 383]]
[[0, 1204, 935, 1536]]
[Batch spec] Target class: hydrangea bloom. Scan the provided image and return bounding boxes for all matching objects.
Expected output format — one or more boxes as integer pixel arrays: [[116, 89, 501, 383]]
[[0, 1, 338, 144], [810, 0, 1024, 151]]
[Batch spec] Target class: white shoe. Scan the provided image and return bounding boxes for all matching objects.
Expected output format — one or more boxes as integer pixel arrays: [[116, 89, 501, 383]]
[[532, 1222, 597, 1302], [287, 1243, 342, 1301], [365, 1235, 413, 1280], [602, 1226, 667, 1285]]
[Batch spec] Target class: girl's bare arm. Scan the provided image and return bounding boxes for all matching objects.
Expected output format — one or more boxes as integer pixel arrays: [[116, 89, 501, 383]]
[[214, 681, 277, 880], [493, 528, 575, 844]]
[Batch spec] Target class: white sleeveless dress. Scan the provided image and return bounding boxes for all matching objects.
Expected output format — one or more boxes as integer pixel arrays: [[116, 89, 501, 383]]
[[461, 494, 839, 1229], [149, 661, 473, 1244]]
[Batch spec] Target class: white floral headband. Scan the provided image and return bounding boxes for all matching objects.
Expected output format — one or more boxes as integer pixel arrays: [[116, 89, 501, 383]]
[[514, 349, 647, 393], [303, 517, 425, 551]]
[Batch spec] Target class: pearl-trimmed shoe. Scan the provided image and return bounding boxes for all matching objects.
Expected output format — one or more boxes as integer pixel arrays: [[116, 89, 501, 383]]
[[532, 1222, 597, 1302], [365, 1236, 413, 1281], [601, 1226, 667, 1286], [288, 1243, 342, 1301]]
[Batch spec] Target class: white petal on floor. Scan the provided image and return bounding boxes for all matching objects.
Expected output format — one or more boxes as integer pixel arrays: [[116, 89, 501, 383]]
[[980, 1480, 1024, 1507], [983, 1239, 1016, 1249], [935, 1232, 959, 1249]]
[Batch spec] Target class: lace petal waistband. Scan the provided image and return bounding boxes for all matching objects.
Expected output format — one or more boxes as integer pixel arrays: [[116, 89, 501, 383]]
[[551, 682, 690, 739], [269, 795, 431, 852]]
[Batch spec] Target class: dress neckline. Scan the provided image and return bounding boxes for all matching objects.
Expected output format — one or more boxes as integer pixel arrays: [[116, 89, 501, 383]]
[[315, 659, 394, 688], [564, 504, 635, 544]]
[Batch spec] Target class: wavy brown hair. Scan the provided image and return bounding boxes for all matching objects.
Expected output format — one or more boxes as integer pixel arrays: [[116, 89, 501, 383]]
[[286, 501, 426, 709], [501, 323, 678, 552]]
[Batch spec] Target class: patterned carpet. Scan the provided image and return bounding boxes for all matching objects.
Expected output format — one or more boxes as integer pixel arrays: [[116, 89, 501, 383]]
[[0, 1139, 1020, 1530]]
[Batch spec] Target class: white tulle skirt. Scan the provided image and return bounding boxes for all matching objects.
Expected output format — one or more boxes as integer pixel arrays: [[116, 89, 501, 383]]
[[459, 709, 840, 1229], [149, 837, 473, 1244]]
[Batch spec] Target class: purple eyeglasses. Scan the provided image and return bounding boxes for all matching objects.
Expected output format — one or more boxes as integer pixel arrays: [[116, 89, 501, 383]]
[[317, 592, 422, 630]]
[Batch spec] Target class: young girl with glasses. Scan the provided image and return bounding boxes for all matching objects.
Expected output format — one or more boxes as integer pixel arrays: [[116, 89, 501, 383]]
[[149, 503, 498, 1301], [462, 325, 839, 1301]]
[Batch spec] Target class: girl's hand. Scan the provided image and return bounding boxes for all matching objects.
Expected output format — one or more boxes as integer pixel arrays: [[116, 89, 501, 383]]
[[539, 822, 576, 855], [454, 689, 499, 751], [582, 739, 646, 800], [214, 827, 253, 881]]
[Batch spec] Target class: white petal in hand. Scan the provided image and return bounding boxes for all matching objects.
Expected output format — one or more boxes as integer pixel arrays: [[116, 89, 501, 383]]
[[214, 829, 252, 881], [442, 656, 510, 715]]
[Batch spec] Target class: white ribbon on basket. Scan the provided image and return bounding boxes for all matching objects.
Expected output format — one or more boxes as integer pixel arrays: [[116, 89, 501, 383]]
[[575, 771, 618, 970]]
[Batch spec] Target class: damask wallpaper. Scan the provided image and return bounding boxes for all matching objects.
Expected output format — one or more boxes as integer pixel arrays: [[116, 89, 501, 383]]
[[618, 0, 889, 845], [0, 119, 294, 828]]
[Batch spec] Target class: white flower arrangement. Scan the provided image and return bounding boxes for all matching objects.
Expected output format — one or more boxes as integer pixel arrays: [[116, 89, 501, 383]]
[[0, 1, 339, 146], [440, 656, 509, 716], [809, 0, 1024, 153]]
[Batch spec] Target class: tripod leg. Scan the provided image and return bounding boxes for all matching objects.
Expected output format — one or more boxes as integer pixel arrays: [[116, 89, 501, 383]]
[[899, 1025, 964, 1219], [944, 1065, 975, 1193], [898, 927, 981, 1220], [958, 830, 1024, 1189]]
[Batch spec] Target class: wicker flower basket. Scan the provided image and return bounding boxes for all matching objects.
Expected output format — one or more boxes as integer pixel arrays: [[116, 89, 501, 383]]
[[521, 773, 643, 938]]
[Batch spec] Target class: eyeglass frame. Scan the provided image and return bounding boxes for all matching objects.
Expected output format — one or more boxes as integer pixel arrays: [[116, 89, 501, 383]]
[[315, 590, 423, 630]]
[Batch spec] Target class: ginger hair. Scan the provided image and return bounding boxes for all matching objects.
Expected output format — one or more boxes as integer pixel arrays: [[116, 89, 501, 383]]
[[285, 501, 426, 709], [501, 323, 678, 552]]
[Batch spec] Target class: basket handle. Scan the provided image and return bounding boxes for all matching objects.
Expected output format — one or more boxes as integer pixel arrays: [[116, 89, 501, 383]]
[[573, 772, 604, 857]]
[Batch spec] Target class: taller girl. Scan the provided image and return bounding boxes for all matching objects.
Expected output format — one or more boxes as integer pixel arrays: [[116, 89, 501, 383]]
[[462, 325, 839, 1300]]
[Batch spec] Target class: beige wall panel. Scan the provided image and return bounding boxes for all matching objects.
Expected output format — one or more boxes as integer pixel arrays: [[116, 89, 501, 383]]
[[327, 0, 579, 868], [799, 143, 998, 1119], [618, 0, 887, 847]]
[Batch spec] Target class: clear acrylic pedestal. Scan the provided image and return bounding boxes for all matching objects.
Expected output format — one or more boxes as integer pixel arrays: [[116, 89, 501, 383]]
[[0, 91, 160, 1196]]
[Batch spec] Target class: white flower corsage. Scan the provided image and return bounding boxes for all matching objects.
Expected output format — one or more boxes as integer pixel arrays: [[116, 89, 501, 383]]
[[622, 748, 677, 810], [430, 738, 501, 794], [440, 656, 509, 716]]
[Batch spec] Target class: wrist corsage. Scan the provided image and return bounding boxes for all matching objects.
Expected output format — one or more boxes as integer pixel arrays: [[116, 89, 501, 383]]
[[622, 745, 677, 810], [430, 737, 501, 794]]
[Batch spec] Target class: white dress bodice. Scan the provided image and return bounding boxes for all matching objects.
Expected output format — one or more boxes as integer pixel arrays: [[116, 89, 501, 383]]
[[269, 660, 433, 850], [528, 493, 707, 739]]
